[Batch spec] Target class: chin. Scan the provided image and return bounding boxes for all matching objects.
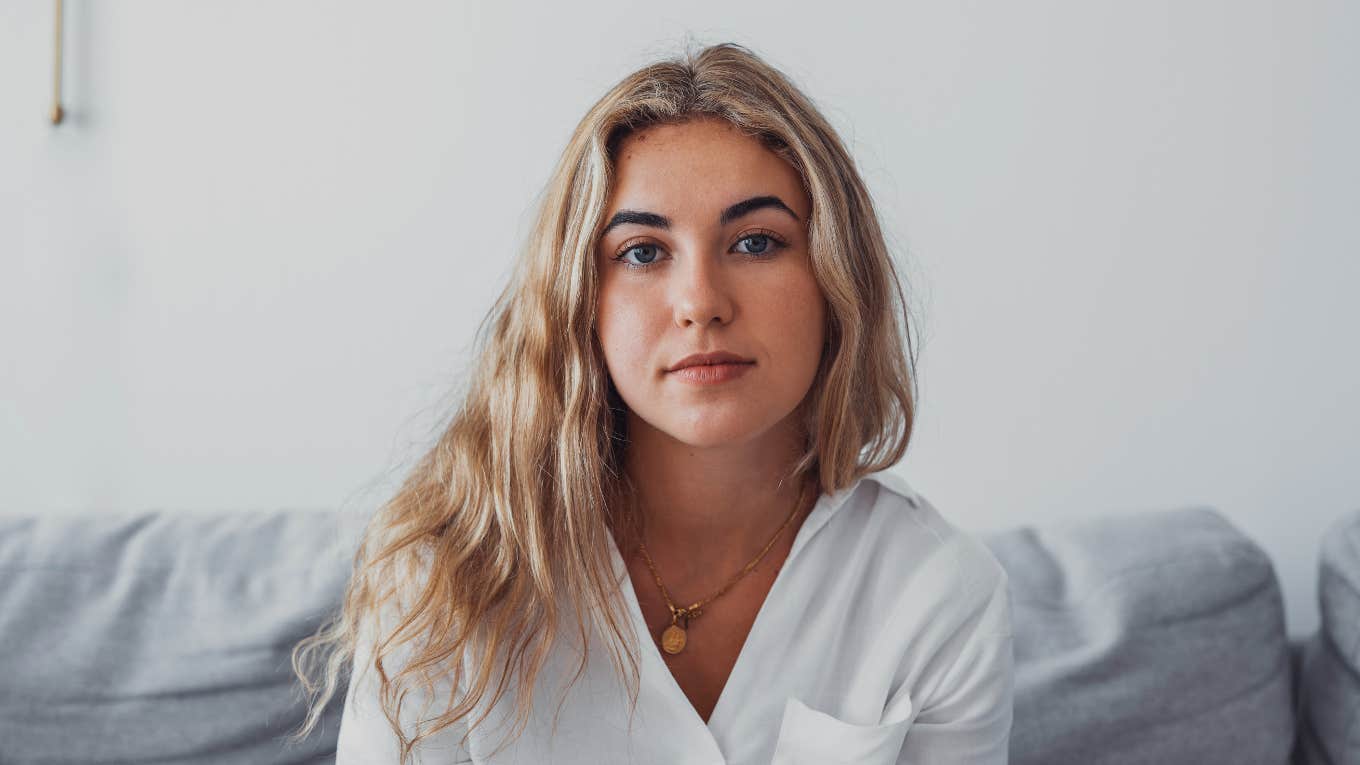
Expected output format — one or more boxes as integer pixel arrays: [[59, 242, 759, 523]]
[[664, 416, 773, 449]]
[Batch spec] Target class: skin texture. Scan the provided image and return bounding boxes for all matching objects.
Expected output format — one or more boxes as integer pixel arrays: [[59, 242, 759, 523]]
[[593, 117, 827, 721]]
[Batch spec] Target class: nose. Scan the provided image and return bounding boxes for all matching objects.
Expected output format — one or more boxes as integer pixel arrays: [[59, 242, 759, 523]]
[[671, 247, 734, 329]]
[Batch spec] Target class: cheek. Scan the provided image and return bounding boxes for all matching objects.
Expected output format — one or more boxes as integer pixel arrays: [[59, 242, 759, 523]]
[[596, 285, 659, 374], [767, 272, 827, 348]]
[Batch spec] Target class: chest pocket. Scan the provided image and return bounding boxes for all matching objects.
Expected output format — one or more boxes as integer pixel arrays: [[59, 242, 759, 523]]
[[770, 695, 914, 765]]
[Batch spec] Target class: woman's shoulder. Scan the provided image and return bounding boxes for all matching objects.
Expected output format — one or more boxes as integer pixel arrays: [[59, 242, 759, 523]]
[[839, 469, 1009, 610]]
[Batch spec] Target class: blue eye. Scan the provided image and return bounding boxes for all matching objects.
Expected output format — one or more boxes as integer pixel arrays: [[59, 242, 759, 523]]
[[616, 244, 661, 269], [735, 234, 773, 254]]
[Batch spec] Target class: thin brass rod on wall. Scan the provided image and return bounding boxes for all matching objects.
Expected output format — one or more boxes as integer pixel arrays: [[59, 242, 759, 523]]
[[52, 0, 64, 125]]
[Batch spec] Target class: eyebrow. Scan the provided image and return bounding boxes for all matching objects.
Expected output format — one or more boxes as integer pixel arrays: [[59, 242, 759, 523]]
[[599, 195, 801, 238]]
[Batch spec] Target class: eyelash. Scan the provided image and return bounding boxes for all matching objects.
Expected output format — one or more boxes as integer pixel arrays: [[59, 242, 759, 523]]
[[610, 229, 789, 271]]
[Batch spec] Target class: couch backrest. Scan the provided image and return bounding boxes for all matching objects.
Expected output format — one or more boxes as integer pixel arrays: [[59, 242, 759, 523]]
[[0, 508, 363, 765], [979, 505, 1296, 765], [1294, 507, 1360, 765]]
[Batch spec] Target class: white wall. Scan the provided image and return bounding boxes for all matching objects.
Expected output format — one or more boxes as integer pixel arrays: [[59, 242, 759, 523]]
[[2, 1, 1355, 640]]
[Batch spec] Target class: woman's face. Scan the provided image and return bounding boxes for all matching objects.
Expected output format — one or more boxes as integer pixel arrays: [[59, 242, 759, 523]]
[[594, 117, 826, 450]]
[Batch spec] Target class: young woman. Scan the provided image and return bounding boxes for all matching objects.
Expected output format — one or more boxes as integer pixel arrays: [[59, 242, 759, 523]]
[[293, 42, 1014, 764]]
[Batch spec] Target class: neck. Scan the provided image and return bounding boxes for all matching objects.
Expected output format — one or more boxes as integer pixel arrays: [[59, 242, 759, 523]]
[[617, 410, 819, 589]]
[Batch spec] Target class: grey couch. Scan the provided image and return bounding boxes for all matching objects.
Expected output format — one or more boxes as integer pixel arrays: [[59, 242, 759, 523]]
[[1, 499, 1355, 764]]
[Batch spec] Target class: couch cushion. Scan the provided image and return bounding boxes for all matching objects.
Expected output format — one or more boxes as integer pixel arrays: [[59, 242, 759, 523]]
[[1294, 507, 1360, 765], [0, 509, 361, 765], [980, 506, 1294, 765]]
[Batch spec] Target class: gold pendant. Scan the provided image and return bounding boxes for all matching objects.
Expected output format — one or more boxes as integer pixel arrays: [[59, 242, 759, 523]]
[[661, 624, 687, 655]]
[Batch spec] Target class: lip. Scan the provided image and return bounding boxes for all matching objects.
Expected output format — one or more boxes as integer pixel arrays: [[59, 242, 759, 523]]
[[667, 351, 755, 372], [669, 362, 754, 385]]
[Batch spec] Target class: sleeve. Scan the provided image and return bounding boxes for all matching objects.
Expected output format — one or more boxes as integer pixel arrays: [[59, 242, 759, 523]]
[[896, 566, 1015, 764], [336, 608, 475, 765]]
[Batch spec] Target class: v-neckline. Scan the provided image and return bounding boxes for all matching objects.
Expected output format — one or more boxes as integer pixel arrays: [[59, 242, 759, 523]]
[[605, 485, 840, 741]]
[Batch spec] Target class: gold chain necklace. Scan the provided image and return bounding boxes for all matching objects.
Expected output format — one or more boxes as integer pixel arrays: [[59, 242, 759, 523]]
[[636, 477, 812, 656]]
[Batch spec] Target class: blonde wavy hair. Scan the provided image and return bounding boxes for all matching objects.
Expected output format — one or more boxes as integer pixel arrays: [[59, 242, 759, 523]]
[[289, 40, 919, 763]]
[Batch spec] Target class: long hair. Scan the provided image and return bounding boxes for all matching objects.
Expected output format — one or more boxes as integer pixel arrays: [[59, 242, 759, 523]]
[[288, 40, 919, 763]]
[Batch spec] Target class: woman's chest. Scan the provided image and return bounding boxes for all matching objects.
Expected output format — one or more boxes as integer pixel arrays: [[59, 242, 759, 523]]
[[461, 575, 915, 765], [625, 552, 784, 724], [460, 523, 928, 764]]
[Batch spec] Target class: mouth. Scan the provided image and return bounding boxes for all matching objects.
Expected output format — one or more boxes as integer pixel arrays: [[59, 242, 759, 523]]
[[667, 361, 755, 385], [666, 351, 756, 372]]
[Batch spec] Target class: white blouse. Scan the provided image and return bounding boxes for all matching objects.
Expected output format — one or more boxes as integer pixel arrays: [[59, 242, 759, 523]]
[[337, 469, 1014, 764]]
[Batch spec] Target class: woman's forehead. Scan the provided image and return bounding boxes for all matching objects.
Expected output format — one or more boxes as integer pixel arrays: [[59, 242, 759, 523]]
[[608, 120, 809, 220]]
